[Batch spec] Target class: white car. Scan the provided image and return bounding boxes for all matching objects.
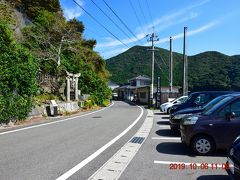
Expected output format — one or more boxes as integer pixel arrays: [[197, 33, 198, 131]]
[[160, 96, 188, 114]]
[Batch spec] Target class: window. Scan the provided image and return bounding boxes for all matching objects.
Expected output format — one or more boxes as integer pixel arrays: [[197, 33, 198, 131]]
[[202, 96, 233, 116], [140, 92, 146, 99], [219, 99, 240, 118], [194, 94, 211, 104]]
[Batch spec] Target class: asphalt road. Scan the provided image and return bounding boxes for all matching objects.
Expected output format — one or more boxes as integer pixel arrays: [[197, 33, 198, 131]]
[[0, 101, 147, 180], [120, 111, 230, 180]]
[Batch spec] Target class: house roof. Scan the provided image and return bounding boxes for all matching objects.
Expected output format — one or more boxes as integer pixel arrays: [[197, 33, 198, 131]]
[[108, 81, 119, 87], [116, 85, 179, 93], [128, 75, 151, 81]]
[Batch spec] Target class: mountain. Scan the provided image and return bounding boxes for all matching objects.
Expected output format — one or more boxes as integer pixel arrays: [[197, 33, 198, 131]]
[[106, 46, 240, 91]]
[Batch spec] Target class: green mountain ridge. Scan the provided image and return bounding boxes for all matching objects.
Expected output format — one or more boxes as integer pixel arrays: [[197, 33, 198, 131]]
[[106, 46, 240, 91]]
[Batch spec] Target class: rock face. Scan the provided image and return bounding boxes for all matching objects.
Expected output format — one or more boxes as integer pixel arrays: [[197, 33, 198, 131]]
[[0, 0, 30, 40]]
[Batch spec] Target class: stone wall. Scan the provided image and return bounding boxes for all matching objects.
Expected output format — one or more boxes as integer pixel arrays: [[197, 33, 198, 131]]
[[57, 102, 79, 113], [29, 102, 79, 117]]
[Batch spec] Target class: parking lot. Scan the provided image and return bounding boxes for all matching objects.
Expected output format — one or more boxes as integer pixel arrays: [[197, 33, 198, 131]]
[[120, 111, 230, 180]]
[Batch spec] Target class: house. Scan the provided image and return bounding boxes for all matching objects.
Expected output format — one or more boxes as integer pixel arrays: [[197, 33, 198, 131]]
[[129, 75, 151, 86], [116, 75, 180, 104], [108, 81, 119, 90], [116, 75, 151, 104]]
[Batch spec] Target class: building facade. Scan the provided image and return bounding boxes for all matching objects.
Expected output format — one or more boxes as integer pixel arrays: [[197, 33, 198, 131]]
[[116, 75, 180, 104]]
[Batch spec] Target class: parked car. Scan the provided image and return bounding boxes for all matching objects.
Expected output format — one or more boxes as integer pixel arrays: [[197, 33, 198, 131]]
[[226, 136, 240, 180], [170, 91, 237, 116], [160, 96, 187, 114], [170, 94, 230, 131], [180, 93, 240, 155]]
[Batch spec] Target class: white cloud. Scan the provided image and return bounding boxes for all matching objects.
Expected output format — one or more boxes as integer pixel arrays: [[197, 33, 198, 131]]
[[99, 20, 218, 59], [61, 0, 84, 20], [142, 20, 219, 46], [138, 0, 209, 33], [97, 0, 209, 49], [97, 0, 210, 57], [99, 47, 129, 59], [97, 13, 198, 49]]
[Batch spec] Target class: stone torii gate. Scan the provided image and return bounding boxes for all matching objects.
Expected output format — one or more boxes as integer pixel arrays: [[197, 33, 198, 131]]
[[66, 72, 81, 102]]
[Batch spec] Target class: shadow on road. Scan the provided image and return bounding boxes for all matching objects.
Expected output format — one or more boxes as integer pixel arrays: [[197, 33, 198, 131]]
[[196, 175, 230, 180], [156, 142, 195, 157], [161, 116, 170, 119], [154, 112, 169, 115], [155, 129, 180, 137], [156, 142, 227, 157], [157, 121, 170, 125]]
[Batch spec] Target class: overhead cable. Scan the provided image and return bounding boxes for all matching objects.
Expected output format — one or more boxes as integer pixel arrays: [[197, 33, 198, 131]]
[[102, 0, 143, 44], [89, 0, 136, 44], [72, 0, 129, 48], [137, 0, 148, 28], [128, 0, 147, 36]]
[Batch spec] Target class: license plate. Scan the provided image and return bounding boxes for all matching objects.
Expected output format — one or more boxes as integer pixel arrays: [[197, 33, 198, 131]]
[[228, 157, 234, 174]]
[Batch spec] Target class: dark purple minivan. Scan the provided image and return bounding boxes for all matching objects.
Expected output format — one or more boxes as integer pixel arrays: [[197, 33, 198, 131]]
[[180, 93, 240, 155]]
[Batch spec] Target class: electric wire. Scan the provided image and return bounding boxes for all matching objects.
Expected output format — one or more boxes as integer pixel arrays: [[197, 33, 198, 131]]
[[102, 0, 143, 45], [145, 0, 154, 22], [136, 0, 148, 29], [89, 0, 136, 44], [72, 0, 129, 48], [128, 0, 147, 36], [155, 59, 169, 81], [159, 53, 168, 68], [145, 0, 154, 31]]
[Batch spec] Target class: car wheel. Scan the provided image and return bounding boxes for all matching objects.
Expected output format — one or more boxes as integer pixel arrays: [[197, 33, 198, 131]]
[[167, 108, 171, 114], [191, 135, 215, 155]]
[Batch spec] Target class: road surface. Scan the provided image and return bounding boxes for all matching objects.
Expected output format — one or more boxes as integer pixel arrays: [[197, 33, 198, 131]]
[[0, 101, 146, 180]]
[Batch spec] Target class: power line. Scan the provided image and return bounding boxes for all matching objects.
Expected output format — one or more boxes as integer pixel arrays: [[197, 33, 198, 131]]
[[102, 0, 143, 45], [159, 53, 168, 68], [155, 59, 169, 81], [128, 0, 146, 36], [137, 0, 148, 29], [89, 0, 136, 44], [72, 0, 129, 48], [145, 0, 154, 30]]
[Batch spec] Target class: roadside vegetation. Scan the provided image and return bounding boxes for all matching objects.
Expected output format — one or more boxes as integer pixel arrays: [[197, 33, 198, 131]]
[[0, 0, 111, 124]]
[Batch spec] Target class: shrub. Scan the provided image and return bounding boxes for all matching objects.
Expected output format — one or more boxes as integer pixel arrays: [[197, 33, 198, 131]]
[[0, 21, 38, 123], [84, 99, 94, 109], [102, 99, 110, 107], [33, 93, 58, 106]]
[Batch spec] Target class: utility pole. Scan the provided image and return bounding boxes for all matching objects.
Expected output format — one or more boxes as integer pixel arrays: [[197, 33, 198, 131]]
[[169, 36, 173, 94], [183, 27, 188, 96], [147, 33, 159, 106]]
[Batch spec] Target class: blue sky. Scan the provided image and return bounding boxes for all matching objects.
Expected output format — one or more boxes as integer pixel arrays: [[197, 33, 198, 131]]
[[59, 0, 240, 59]]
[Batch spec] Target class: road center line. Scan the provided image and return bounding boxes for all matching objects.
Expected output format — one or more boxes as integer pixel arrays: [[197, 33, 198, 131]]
[[56, 105, 144, 180], [0, 102, 114, 136]]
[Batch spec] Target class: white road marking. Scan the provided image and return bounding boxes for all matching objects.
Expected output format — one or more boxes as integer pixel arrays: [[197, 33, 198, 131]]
[[157, 125, 170, 128], [152, 137, 181, 140], [154, 160, 226, 168], [0, 102, 114, 136], [88, 110, 153, 180], [56, 105, 144, 180]]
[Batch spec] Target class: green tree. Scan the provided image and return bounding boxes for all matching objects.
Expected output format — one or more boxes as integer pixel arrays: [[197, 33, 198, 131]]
[[9, 0, 61, 19], [0, 21, 38, 123], [22, 11, 111, 105]]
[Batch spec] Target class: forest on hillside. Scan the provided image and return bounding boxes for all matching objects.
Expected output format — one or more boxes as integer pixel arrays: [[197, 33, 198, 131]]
[[106, 46, 240, 92]]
